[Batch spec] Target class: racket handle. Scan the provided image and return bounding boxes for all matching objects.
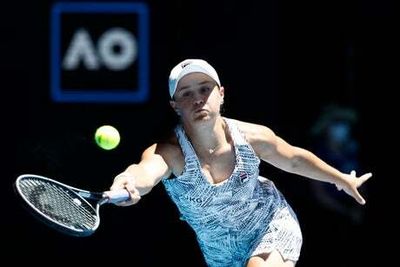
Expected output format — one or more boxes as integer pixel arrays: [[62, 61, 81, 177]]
[[104, 189, 131, 204]]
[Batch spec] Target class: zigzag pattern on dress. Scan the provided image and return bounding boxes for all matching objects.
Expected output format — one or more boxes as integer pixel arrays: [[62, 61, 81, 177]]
[[162, 117, 302, 266]]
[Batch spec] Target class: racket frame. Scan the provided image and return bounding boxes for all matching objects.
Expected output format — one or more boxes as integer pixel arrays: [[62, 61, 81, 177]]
[[14, 174, 107, 237]]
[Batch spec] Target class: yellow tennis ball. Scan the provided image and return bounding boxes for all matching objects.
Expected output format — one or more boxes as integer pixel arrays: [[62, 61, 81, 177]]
[[94, 125, 120, 150]]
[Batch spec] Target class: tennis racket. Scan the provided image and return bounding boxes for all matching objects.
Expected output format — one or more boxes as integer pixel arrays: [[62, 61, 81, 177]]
[[14, 174, 130, 237]]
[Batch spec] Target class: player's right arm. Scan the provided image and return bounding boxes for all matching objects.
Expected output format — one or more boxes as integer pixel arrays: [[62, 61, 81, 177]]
[[110, 143, 173, 206]]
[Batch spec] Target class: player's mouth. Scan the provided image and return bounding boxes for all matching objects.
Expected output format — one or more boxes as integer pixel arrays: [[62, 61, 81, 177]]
[[194, 108, 207, 113]]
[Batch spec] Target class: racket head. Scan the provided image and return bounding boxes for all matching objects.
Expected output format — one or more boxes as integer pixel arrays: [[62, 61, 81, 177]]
[[14, 174, 100, 237]]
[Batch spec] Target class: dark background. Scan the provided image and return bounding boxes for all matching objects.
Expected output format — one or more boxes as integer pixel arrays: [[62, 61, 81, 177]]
[[2, 0, 394, 266]]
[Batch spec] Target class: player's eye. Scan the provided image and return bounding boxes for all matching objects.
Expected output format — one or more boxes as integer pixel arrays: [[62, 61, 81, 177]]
[[182, 91, 192, 98], [200, 86, 211, 94]]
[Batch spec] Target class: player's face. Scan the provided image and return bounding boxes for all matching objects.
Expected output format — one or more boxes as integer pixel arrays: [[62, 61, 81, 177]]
[[170, 73, 224, 121]]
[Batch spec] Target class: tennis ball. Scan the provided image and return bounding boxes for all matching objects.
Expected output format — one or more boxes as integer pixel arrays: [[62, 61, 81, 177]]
[[94, 125, 120, 150]]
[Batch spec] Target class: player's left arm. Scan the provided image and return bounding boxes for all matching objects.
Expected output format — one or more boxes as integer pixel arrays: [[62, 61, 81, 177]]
[[238, 121, 372, 205]]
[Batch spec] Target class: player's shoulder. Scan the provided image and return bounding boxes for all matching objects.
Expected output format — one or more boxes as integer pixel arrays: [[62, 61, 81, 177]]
[[153, 132, 184, 176], [153, 131, 181, 158], [225, 117, 276, 143], [226, 117, 273, 135]]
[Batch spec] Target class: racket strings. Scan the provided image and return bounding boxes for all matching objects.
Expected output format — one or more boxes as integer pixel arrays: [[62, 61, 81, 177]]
[[19, 178, 98, 231]]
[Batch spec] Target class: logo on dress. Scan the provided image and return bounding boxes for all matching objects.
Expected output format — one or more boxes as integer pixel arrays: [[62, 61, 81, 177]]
[[184, 195, 203, 203], [239, 171, 249, 183]]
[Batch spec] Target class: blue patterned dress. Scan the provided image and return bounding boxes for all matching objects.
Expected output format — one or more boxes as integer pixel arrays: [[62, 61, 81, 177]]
[[162, 118, 302, 266]]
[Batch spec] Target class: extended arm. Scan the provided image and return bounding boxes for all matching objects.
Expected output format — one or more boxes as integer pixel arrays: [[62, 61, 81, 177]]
[[110, 143, 171, 206], [243, 122, 372, 205]]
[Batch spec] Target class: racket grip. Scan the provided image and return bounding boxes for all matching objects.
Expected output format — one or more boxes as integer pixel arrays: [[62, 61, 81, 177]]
[[104, 189, 131, 204]]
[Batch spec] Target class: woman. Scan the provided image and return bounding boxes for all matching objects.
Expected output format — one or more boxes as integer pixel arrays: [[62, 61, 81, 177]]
[[110, 59, 371, 267]]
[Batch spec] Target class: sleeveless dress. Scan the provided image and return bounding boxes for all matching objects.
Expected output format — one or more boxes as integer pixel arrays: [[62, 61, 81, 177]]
[[162, 118, 302, 266]]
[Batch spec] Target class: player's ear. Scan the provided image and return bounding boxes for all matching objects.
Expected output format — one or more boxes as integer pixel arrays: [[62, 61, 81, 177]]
[[219, 86, 225, 97], [169, 100, 180, 115], [219, 86, 225, 103], [170, 100, 176, 109]]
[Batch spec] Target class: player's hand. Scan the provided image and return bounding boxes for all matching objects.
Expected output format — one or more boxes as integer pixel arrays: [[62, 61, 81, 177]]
[[110, 172, 141, 206], [336, 170, 372, 205]]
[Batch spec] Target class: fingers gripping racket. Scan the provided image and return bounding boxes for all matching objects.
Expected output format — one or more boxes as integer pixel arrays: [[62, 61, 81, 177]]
[[14, 174, 130, 237]]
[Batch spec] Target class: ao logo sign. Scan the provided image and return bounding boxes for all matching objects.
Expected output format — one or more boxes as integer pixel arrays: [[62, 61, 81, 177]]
[[63, 27, 137, 71], [51, 2, 149, 103]]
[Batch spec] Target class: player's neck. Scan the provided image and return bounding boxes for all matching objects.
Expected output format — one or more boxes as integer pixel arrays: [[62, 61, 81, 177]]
[[184, 116, 228, 155]]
